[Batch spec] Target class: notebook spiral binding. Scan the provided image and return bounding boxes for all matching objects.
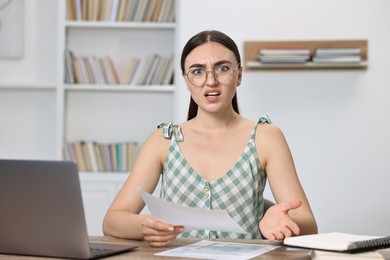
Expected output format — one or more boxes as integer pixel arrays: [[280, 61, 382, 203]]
[[350, 236, 390, 253]]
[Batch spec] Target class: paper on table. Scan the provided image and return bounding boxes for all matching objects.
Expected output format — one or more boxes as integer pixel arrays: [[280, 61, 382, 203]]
[[156, 240, 279, 260], [139, 189, 247, 234]]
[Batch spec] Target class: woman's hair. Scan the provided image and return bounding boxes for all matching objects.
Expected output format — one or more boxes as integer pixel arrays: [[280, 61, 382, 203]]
[[180, 30, 241, 120]]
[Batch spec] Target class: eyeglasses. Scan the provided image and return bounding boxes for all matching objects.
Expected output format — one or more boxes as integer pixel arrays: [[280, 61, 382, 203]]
[[184, 63, 240, 87]]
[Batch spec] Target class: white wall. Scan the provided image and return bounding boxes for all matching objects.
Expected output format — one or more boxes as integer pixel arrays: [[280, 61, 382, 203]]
[[0, 0, 58, 85], [0, 0, 58, 159], [176, 0, 390, 235]]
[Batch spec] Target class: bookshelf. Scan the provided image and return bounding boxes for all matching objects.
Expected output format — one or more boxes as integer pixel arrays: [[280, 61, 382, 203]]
[[57, 0, 176, 234], [59, 0, 176, 173], [244, 40, 368, 70]]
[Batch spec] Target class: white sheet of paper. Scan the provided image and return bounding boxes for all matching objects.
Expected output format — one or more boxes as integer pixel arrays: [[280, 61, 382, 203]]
[[155, 240, 279, 260], [139, 189, 247, 234]]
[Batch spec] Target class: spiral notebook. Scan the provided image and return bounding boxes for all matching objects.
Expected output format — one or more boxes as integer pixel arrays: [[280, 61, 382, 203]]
[[283, 232, 390, 253]]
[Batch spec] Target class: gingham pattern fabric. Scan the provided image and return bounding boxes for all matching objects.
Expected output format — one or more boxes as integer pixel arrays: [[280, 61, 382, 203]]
[[157, 116, 270, 239]]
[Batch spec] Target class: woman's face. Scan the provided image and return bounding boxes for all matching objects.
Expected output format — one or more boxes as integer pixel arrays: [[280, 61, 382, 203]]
[[183, 42, 242, 115]]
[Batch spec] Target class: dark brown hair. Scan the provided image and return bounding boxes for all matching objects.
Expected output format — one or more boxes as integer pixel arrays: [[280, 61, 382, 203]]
[[180, 30, 241, 120]]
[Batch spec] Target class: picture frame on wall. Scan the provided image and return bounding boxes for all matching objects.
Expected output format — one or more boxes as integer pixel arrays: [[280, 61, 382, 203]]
[[0, 0, 24, 59]]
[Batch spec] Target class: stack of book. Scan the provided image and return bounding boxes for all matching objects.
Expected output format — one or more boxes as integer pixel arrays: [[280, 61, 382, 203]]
[[63, 141, 140, 173], [312, 48, 362, 64], [134, 53, 174, 85], [65, 50, 174, 85], [66, 0, 175, 23], [258, 49, 310, 64], [65, 50, 120, 84]]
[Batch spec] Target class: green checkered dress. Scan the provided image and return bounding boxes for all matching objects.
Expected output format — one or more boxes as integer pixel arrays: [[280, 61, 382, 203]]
[[157, 116, 270, 239]]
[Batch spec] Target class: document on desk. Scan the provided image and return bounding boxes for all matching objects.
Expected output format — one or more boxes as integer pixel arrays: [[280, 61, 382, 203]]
[[155, 240, 279, 260], [139, 190, 247, 234]]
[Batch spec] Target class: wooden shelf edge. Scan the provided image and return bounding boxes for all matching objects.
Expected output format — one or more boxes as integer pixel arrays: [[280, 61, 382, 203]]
[[246, 61, 368, 71]]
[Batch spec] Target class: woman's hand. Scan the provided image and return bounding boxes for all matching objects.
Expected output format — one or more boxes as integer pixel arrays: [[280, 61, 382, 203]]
[[141, 216, 184, 247], [259, 200, 302, 240]]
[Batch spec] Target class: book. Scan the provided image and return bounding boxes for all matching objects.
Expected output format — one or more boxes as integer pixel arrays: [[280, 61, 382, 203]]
[[314, 48, 361, 57], [145, 54, 162, 84], [120, 58, 140, 84], [161, 55, 174, 85], [258, 48, 310, 64], [136, 53, 157, 85], [109, 0, 120, 21], [283, 232, 390, 253], [259, 48, 310, 56], [72, 142, 87, 172], [91, 0, 102, 21], [99, 144, 113, 172], [150, 0, 163, 22], [127, 0, 140, 21], [83, 56, 94, 83], [117, 0, 131, 21], [134, 0, 149, 22], [66, 0, 77, 20], [64, 50, 75, 84], [143, 0, 157, 22], [105, 56, 120, 84], [312, 56, 362, 64], [85, 141, 99, 172], [72, 56, 89, 84], [152, 56, 169, 84], [258, 55, 310, 64]]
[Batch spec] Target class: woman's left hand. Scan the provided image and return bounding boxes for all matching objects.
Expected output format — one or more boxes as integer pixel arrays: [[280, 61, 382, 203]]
[[259, 200, 302, 240]]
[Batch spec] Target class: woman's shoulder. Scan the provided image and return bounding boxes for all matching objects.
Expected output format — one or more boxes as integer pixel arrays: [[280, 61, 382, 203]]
[[141, 124, 172, 149], [255, 116, 285, 140]]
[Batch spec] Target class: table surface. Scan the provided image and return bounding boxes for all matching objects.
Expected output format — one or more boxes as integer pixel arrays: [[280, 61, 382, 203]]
[[0, 236, 312, 259]]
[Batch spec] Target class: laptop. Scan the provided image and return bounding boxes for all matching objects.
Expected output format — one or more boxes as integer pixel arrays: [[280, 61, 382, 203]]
[[0, 159, 137, 259]]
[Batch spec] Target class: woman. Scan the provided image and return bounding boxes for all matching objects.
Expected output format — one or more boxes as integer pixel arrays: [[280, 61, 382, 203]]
[[103, 30, 317, 247]]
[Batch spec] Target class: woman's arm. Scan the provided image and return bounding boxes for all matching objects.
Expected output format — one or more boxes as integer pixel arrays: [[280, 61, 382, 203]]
[[102, 129, 183, 245], [257, 124, 318, 240]]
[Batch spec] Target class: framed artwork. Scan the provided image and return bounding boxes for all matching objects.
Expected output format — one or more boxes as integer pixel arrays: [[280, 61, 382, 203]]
[[0, 0, 24, 59]]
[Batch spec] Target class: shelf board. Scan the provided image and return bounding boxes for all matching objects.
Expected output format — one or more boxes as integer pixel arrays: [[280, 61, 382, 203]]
[[244, 40, 368, 71], [0, 83, 56, 90], [246, 61, 367, 70], [65, 21, 175, 29], [64, 84, 174, 92]]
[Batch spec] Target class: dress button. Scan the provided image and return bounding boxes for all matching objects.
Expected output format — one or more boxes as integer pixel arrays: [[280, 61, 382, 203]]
[[204, 191, 210, 199]]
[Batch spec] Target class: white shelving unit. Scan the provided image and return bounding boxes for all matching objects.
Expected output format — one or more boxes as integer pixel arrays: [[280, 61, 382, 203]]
[[58, 2, 176, 159], [56, 1, 176, 235]]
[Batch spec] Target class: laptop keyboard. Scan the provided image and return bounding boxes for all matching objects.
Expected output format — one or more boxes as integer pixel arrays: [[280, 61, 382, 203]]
[[90, 246, 114, 255]]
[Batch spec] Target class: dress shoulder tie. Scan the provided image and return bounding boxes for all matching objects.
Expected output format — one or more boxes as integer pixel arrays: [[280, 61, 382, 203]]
[[157, 122, 184, 142], [258, 115, 272, 124]]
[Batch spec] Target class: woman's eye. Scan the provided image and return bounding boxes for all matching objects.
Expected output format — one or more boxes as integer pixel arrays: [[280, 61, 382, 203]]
[[191, 69, 203, 76], [217, 65, 230, 73]]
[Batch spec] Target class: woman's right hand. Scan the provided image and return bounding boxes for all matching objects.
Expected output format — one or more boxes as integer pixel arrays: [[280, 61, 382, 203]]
[[141, 216, 184, 247]]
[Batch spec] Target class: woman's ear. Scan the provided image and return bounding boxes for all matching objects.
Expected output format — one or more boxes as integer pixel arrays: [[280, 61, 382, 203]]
[[185, 81, 191, 91], [236, 66, 243, 87], [182, 74, 191, 90]]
